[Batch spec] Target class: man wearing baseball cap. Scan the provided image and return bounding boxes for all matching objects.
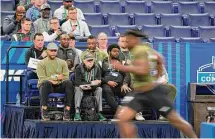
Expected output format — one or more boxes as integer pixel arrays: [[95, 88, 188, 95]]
[[37, 42, 74, 121], [34, 3, 51, 33], [54, 0, 85, 25], [74, 52, 106, 121]]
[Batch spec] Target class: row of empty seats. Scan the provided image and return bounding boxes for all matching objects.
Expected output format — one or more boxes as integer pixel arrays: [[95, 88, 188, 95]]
[[89, 25, 215, 40], [47, 1, 215, 15], [84, 13, 215, 26], [2, 0, 215, 15]]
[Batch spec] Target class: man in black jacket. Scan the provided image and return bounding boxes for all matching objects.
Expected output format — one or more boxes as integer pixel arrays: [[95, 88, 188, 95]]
[[57, 33, 80, 72], [74, 52, 106, 121], [25, 33, 47, 79], [102, 44, 132, 113]]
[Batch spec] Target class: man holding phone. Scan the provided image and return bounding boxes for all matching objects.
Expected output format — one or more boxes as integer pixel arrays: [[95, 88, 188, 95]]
[[74, 52, 106, 121]]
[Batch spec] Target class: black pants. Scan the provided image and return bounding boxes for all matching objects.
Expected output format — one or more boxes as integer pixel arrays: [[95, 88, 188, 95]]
[[102, 84, 126, 111], [39, 80, 74, 107]]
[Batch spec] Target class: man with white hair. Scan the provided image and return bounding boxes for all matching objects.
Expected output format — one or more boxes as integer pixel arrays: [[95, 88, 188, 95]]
[[97, 32, 108, 53]]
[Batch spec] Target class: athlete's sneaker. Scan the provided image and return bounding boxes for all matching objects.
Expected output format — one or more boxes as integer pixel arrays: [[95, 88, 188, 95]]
[[63, 108, 71, 121], [41, 108, 50, 121], [135, 112, 145, 121], [98, 112, 107, 121], [74, 113, 82, 121]]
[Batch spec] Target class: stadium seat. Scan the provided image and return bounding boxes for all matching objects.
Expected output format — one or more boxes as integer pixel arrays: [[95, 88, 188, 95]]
[[73, 0, 96, 13], [153, 37, 176, 43], [0, 0, 15, 11], [204, 2, 215, 16], [198, 26, 215, 41], [48, 0, 62, 14], [188, 13, 211, 26], [169, 26, 192, 39], [115, 25, 137, 35], [179, 37, 204, 43], [89, 25, 113, 36], [107, 13, 131, 26], [1, 11, 15, 25], [134, 13, 157, 26], [99, 0, 122, 14], [150, 1, 173, 14], [160, 13, 183, 26], [142, 25, 166, 39], [108, 37, 118, 44], [124, 1, 147, 14], [178, 2, 201, 15], [84, 13, 104, 25]]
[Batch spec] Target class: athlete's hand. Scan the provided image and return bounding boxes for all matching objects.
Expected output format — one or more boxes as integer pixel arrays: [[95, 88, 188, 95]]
[[108, 81, 118, 87], [121, 84, 132, 93], [112, 60, 123, 71], [57, 74, 64, 81]]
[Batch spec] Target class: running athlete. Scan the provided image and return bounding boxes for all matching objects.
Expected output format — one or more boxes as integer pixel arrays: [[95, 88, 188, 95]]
[[112, 29, 197, 138]]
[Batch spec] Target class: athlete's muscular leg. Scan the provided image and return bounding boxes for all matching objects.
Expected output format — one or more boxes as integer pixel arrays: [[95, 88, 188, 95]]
[[115, 106, 137, 138], [166, 110, 197, 138]]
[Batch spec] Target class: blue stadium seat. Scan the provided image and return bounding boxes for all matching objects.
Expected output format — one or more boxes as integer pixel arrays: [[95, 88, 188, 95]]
[[48, 0, 62, 14], [108, 37, 118, 44], [188, 13, 211, 26], [73, 0, 96, 13], [179, 37, 204, 43], [198, 26, 215, 41], [1, 11, 15, 25], [160, 13, 183, 26], [151, 1, 173, 14], [134, 13, 157, 26], [204, 2, 215, 16], [1, 0, 15, 11], [107, 13, 131, 26], [169, 26, 192, 39], [84, 13, 104, 25], [100, 0, 122, 14], [142, 25, 166, 39], [124, 1, 147, 14], [89, 25, 113, 36], [178, 2, 201, 15], [153, 37, 176, 42], [115, 25, 137, 35]]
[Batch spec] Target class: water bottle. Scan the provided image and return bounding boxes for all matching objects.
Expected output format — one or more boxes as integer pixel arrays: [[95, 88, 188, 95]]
[[16, 93, 20, 106]]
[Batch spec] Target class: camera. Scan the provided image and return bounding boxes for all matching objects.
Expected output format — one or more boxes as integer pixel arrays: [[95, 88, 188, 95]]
[[206, 107, 215, 123]]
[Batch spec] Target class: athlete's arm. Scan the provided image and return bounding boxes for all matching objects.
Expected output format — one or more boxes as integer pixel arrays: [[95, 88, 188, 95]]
[[112, 59, 150, 75]]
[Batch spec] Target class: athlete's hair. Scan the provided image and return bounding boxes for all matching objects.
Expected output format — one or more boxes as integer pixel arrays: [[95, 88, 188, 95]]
[[125, 29, 149, 42], [107, 44, 120, 54]]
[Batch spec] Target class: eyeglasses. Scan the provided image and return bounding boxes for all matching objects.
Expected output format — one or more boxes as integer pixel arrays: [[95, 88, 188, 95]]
[[87, 59, 94, 62], [62, 38, 70, 40], [50, 50, 57, 52]]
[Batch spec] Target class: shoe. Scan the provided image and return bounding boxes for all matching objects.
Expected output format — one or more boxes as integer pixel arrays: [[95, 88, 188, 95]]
[[74, 113, 82, 121], [41, 108, 50, 121], [135, 112, 145, 121], [159, 115, 167, 120], [98, 112, 107, 121], [63, 108, 71, 121]]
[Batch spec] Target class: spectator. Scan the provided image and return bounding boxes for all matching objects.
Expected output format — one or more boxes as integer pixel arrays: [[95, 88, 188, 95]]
[[42, 17, 64, 42], [68, 34, 83, 62], [74, 52, 106, 121], [54, 0, 85, 25], [61, 7, 91, 38], [25, 33, 46, 79], [97, 32, 108, 53], [57, 34, 81, 72], [37, 42, 74, 121], [19, 0, 35, 10], [3, 6, 25, 36], [11, 18, 34, 41], [101, 44, 131, 113], [34, 3, 51, 33], [26, 0, 46, 22], [81, 35, 107, 66], [118, 35, 132, 65]]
